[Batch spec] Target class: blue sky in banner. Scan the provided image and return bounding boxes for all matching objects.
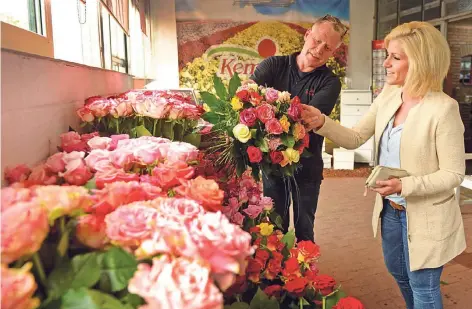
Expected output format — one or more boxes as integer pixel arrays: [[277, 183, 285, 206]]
[[175, 0, 349, 23]]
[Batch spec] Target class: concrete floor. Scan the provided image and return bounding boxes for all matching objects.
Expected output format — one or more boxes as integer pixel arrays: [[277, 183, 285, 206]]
[[309, 177, 472, 309]]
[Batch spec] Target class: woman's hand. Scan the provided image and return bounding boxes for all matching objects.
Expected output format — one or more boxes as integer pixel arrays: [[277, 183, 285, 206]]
[[371, 178, 402, 196], [301, 104, 325, 131]]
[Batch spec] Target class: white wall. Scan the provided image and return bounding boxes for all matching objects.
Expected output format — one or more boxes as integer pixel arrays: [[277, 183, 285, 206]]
[[1, 49, 133, 180], [347, 0, 376, 90], [147, 0, 179, 88]]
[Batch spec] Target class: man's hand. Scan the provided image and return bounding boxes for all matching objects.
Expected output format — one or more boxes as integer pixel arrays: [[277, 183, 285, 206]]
[[371, 178, 402, 196], [301, 104, 325, 131]]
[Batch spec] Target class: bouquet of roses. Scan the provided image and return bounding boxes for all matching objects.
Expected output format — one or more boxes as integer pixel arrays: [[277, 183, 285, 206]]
[[201, 74, 310, 181]]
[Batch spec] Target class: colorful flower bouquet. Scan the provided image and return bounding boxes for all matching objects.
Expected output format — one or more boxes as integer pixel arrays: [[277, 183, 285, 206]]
[[200, 74, 310, 181], [76, 90, 205, 147]]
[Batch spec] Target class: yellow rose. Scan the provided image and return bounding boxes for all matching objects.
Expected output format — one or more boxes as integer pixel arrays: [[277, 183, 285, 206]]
[[258, 223, 274, 236], [233, 124, 251, 143], [281, 148, 300, 167], [279, 115, 290, 133], [231, 97, 243, 111]]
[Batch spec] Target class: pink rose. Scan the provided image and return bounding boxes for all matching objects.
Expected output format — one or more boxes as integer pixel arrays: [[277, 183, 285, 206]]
[[1, 264, 39, 309], [80, 132, 100, 145], [45, 152, 66, 173], [247, 146, 263, 163], [265, 118, 283, 135], [255, 104, 275, 124], [239, 108, 257, 127], [265, 88, 279, 104], [231, 212, 245, 226], [105, 204, 159, 249], [166, 142, 199, 164], [1, 200, 49, 264], [1, 187, 32, 212], [259, 196, 273, 211], [27, 164, 57, 186], [187, 212, 254, 291], [109, 149, 135, 170], [109, 134, 129, 150], [87, 136, 112, 150], [77, 106, 94, 122], [76, 214, 109, 249], [4, 164, 31, 184], [90, 181, 163, 216], [84, 149, 111, 172], [287, 102, 302, 121], [95, 169, 140, 189], [128, 255, 223, 309], [268, 138, 282, 151], [152, 198, 204, 224], [60, 131, 87, 153], [152, 161, 195, 190], [243, 204, 264, 219], [61, 158, 92, 186], [110, 100, 133, 117], [133, 144, 162, 165], [86, 98, 111, 117]]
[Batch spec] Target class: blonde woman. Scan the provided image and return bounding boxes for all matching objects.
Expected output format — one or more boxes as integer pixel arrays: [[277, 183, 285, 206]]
[[301, 22, 466, 309]]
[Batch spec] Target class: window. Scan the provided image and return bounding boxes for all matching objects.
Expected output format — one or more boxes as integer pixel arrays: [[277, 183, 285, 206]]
[[0, 0, 53, 58], [99, 4, 128, 73], [460, 55, 472, 85], [0, 0, 45, 34]]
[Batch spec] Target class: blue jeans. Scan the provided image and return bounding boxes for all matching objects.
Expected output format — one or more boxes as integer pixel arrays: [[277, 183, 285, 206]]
[[381, 200, 444, 309]]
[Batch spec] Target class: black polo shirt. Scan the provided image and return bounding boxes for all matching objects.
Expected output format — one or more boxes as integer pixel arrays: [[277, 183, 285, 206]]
[[250, 52, 341, 181]]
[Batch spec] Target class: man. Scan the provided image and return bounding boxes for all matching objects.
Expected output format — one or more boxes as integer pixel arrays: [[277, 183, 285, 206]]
[[248, 15, 347, 242]]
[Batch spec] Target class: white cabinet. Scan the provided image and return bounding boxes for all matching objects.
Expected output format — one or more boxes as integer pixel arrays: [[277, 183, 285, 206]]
[[340, 90, 375, 166]]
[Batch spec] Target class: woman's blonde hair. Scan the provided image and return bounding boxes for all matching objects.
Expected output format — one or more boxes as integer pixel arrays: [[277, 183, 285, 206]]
[[384, 21, 450, 98]]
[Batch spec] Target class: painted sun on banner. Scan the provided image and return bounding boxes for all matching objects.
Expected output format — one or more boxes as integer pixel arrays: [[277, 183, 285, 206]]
[[176, 0, 349, 99]]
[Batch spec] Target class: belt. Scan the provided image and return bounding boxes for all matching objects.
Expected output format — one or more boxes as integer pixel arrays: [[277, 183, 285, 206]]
[[389, 200, 405, 211]]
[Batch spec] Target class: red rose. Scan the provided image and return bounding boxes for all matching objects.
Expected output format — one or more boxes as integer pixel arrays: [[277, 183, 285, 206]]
[[332, 297, 365, 309], [264, 285, 283, 299], [240, 108, 257, 127], [266, 235, 282, 251], [269, 151, 284, 164], [247, 146, 263, 163], [255, 249, 270, 266], [284, 277, 309, 297], [313, 274, 336, 296], [287, 102, 302, 121], [297, 240, 320, 263], [265, 119, 283, 135], [282, 257, 301, 280], [250, 226, 261, 234], [250, 91, 263, 106], [265, 257, 282, 280], [255, 104, 275, 124], [246, 258, 264, 283], [152, 161, 195, 190], [236, 89, 250, 102], [272, 251, 284, 261], [224, 274, 248, 296], [291, 96, 301, 105], [304, 269, 318, 283]]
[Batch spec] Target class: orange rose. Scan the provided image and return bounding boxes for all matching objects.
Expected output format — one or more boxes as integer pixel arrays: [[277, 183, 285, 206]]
[[1, 200, 49, 264], [1, 263, 39, 309], [174, 176, 224, 212]]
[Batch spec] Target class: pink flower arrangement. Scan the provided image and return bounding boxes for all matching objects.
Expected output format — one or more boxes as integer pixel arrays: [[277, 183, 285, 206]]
[[1, 263, 39, 309]]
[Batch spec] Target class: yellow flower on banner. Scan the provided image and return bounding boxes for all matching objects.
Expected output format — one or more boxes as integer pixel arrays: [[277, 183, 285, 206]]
[[280, 148, 300, 167], [231, 97, 243, 111], [279, 115, 290, 133], [258, 223, 274, 236], [233, 124, 251, 143]]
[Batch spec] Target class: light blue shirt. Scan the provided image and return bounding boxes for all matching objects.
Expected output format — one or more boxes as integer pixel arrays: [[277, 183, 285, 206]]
[[378, 117, 406, 206]]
